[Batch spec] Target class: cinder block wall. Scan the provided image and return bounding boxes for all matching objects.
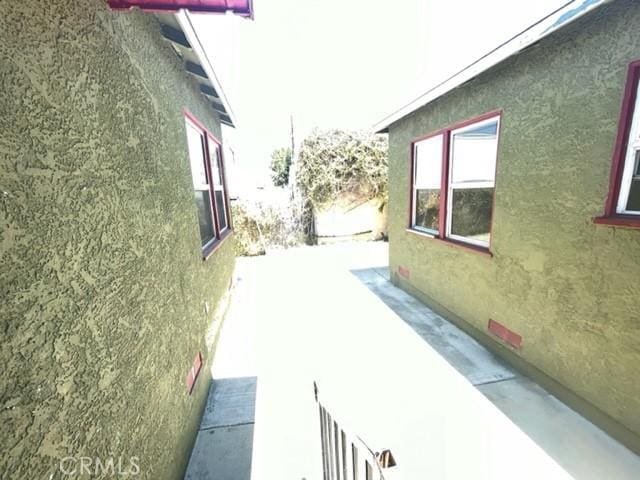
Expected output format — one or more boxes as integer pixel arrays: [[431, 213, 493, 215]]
[[0, 1, 235, 477], [388, 0, 640, 451]]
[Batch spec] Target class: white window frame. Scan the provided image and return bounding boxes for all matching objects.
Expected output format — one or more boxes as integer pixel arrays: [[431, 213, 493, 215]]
[[616, 77, 640, 215], [445, 115, 500, 248], [411, 134, 443, 235], [208, 138, 230, 233], [411, 143, 419, 229], [185, 118, 218, 249]]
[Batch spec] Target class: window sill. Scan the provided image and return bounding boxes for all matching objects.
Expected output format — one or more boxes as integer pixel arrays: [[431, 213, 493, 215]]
[[406, 228, 437, 239], [593, 215, 640, 229], [406, 228, 493, 257], [202, 229, 233, 260]]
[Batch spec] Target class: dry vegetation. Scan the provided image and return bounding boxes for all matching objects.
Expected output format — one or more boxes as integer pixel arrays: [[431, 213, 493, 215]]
[[296, 129, 388, 210], [231, 196, 307, 256], [234, 129, 388, 256]]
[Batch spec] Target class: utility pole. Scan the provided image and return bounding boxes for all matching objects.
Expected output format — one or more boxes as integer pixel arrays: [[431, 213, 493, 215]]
[[289, 114, 297, 201]]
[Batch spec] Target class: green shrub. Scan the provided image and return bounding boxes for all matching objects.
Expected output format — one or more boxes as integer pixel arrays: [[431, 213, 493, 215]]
[[269, 147, 292, 187]]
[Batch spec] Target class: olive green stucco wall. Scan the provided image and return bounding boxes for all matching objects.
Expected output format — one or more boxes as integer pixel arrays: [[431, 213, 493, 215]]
[[388, 0, 640, 449], [0, 1, 235, 478]]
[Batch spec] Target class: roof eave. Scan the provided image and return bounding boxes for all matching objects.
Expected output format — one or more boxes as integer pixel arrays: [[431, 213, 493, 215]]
[[175, 10, 237, 128], [373, 0, 612, 133]]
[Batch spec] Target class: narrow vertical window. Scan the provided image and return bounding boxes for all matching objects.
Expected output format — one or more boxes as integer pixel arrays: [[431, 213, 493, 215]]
[[412, 134, 443, 234], [209, 138, 230, 231], [185, 122, 216, 247], [616, 77, 640, 214], [446, 117, 499, 247]]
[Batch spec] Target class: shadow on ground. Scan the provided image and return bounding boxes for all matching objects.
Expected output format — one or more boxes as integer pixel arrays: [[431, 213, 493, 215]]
[[185, 376, 257, 480], [349, 267, 640, 480]]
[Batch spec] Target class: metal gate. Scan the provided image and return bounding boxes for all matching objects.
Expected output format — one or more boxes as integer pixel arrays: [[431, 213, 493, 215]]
[[315, 383, 395, 480]]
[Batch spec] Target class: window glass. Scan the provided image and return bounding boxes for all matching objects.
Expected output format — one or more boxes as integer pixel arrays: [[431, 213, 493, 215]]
[[186, 119, 219, 249], [194, 190, 216, 246], [215, 190, 228, 231], [409, 114, 500, 250], [186, 124, 208, 188], [625, 150, 640, 211], [413, 135, 442, 233], [415, 190, 440, 232], [210, 141, 224, 186], [415, 135, 442, 188], [450, 188, 493, 243], [616, 77, 640, 215], [451, 121, 498, 184]]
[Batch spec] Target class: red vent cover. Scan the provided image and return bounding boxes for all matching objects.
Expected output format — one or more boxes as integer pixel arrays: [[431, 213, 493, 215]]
[[488, 319, 522, 349], [185, 352, 203, 394], [398, 266, 410, 279], [106, 0, 253, 17]]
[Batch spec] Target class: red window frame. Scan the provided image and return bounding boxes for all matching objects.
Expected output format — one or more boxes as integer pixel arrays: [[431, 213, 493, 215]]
[[594, 59, 640, 229], [184, 110, 232, 259], [408, 110, 502, 256]]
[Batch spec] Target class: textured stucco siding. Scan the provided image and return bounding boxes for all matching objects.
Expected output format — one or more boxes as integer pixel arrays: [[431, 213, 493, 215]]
[[388, 0, 640, 448], [0, 1, 235, 478]]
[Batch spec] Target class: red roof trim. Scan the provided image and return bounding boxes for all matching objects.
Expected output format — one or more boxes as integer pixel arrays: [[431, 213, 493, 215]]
[[106, 0, 253, 18]]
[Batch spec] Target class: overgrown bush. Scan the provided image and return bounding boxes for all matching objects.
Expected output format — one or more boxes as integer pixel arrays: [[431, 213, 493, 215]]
[[231, 195, 305, 256], [233, 130, 388, 254], [296, 129, 388, 209]]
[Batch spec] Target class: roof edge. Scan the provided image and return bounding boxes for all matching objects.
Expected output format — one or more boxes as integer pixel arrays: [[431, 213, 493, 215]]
[[176, 10, 238, 128], [373, 0, 612, 133]]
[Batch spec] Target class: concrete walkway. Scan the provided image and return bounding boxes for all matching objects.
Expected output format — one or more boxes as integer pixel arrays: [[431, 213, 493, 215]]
[[185, 242, 639, 479], [352, 266, 640, 480], [184, 257, 259, 480]]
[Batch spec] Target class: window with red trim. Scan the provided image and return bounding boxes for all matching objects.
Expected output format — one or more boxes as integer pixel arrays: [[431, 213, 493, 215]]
[[208, 134, 230, 233], [412, 134, 443, 234], [184, 115, 231, 256], [596, 61, 640, 226], [410, 113, 500, 250]]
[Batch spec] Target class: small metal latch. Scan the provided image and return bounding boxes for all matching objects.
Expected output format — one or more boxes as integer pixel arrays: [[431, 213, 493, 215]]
[[376, 449, 397, 468]]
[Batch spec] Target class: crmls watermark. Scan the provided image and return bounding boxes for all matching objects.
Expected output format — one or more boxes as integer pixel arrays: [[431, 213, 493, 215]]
[[58, 456, 140, 476]]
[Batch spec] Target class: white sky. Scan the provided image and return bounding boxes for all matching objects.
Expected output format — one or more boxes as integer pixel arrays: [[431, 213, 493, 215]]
[[193, 0, 568, 189]]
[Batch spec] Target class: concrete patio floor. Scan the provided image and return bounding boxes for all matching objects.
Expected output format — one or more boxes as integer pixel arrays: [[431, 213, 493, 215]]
[[185, 242, 640, 479]]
